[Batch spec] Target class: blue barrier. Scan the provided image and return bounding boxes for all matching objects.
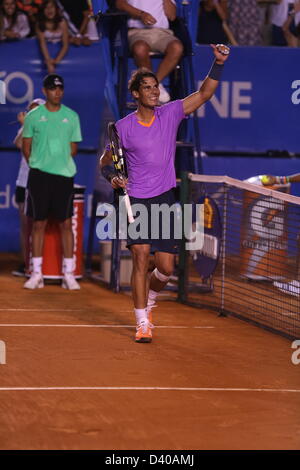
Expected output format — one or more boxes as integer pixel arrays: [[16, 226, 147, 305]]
[[194, 45, 299, 153], [0, 39, 299, 254], [0, 150, 98, 252], [0, 39, 106, 148]]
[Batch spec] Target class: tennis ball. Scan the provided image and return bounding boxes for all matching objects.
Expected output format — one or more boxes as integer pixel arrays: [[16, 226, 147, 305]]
[[260, 175, 270, 185]]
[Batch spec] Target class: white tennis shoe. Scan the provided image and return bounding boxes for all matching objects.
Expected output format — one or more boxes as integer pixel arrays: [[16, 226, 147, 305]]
[[158, 83, 170, 104], [273, 280, 300, 297], [62, 273, 80, 290], [24, 272, 44, 289]]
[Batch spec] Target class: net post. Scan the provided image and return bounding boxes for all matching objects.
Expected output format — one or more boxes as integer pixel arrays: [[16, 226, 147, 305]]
[[178, 171, 190, 303], [219, 183, 228, 317]]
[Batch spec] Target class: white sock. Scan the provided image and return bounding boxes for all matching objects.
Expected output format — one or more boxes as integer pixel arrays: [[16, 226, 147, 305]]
[[134, 308, 148, 325], [32, 257, 42, 274], [63, 257, 74, 274], [147, 289, 158, 307]]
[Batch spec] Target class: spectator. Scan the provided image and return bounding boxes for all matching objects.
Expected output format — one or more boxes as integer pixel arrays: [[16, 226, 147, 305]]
[[12, 98, 45, 277], [22, 74, 82, 290], [36, 0, 69, 73], [16, 0, 43, 35], [271, 0, 300, 46], [36, 0, 69, 74], [0, 0, 30, 41], [115, 0, 184, 103], [197, 0, 228, 45], [282, 1, 300, 46], [228, 0, 263, 46], [57, 0, 99, 46]]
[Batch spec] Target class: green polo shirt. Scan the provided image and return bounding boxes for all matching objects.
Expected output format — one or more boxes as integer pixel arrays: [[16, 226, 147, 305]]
[[23, 104, 82, 177]]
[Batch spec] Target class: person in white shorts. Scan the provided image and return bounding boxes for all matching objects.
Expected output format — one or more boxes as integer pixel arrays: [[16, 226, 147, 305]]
[[115, 0, 183, 103], [12, 98, 45, 277]]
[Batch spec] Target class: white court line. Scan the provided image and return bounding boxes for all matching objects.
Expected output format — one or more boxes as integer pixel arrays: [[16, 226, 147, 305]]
[[0, 324, 215, 329], [0, 386, 299, 393], [0, 309, 83, 312]]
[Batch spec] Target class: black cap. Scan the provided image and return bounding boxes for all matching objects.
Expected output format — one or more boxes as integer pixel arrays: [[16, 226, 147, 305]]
[[43, 74, 64, 90]]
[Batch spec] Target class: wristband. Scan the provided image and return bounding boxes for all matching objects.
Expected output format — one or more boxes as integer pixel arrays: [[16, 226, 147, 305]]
[[102, 164, 115, 183], [208, 59, 224, 81], [276, 176, 289, 185]]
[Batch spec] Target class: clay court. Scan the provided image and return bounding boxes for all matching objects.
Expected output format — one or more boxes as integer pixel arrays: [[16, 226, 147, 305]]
[[0, 254, 299, 450]]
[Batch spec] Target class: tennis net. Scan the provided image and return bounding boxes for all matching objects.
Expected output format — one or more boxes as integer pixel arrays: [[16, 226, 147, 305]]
[[178, 173, 300, 339]]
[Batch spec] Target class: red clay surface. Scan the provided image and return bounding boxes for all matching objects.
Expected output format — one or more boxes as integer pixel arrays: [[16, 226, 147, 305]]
[[0, 255, 299, 450]]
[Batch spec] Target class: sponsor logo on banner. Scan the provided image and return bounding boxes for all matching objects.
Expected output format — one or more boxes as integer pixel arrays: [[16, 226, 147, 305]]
[[291, 80, 300, 105], [197, 81, 252, 119], [241, 193, 288, 280], [0, 71, 33, 105], [291, 340, 300, 365], [0, 80, 6, 104], [191, 196, 222, 279], [0, 341, 6, 365]]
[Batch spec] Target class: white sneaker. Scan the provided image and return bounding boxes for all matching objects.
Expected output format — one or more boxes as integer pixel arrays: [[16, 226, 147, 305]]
[[158, 83, 170, 104], [24, 272, 44, 289], [62, 273, 80, 290], [273, 280, 300, 297]]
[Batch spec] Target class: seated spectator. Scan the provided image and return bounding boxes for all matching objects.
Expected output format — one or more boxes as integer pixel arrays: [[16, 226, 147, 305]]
[[115, 0, 184, 104], [228, 0, 263, 46], [271, 0, 300, 46], [16, 0, 43, 35], [282, 1, 300, 46], [36, 0, 69, 74], [57, 0, 99, 46], [0, 0, 30, 41], [197, 0, 228, 45]]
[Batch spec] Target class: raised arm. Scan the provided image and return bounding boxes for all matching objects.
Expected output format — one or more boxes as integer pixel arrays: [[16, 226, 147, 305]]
[[183, 44, 230, 115]]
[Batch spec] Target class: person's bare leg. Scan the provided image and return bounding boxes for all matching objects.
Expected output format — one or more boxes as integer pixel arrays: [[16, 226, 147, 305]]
[[130, 244, 151, 308], [18, 203, 30, 265], [31, 220, 47, 257], [24, 219, 47, 287], [149, 251, 174, 293], [59, 217, 73, 259], [131, 40, 152, 69], [59, 218, 80, 290], [156, 40, 183, 83]]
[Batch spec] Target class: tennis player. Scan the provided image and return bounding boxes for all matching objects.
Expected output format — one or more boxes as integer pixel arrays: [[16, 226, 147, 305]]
[[100, 44, 230, 342], [262, 172, 300, 297]]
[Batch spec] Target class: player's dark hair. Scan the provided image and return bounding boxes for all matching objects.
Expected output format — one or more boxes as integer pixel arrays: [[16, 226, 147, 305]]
[[128, 68, 159, 94]]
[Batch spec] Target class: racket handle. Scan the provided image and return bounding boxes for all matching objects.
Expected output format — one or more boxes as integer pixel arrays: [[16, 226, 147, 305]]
[[124, 193, 134, 224]]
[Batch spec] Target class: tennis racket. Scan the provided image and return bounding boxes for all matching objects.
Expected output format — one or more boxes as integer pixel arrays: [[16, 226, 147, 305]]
[[108, 122, 134, 224]]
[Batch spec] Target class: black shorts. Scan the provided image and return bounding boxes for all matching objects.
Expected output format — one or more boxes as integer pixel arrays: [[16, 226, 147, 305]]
[[127, 189, 179, 254], [26, 168, 74, 221], [15, 186, 26, 204]]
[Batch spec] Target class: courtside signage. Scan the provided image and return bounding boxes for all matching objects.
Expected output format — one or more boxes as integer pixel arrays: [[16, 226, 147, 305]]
[[0, 341, 6, 365], [291, 80, 300, 105], [0, 80, 6, 104], [291, 340, 300, 365]]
